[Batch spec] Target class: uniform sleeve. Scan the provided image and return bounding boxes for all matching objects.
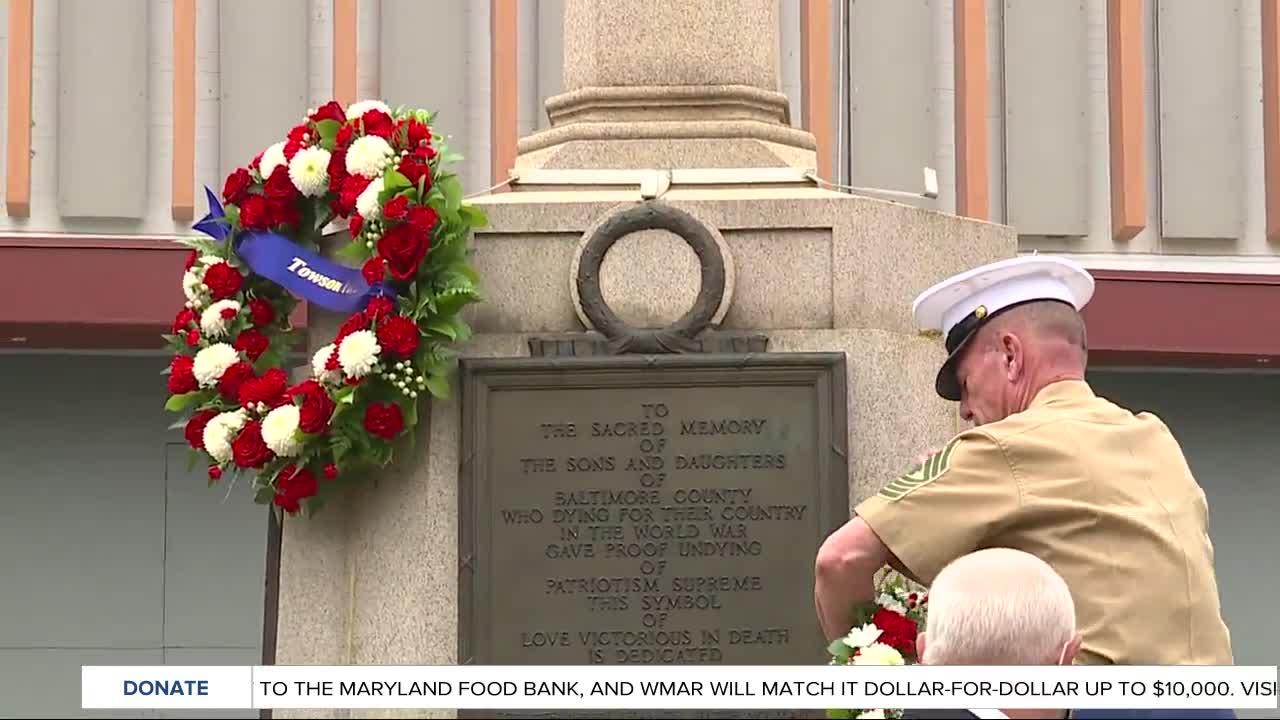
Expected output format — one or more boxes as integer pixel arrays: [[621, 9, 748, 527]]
[[854, 430, 1020, 585]]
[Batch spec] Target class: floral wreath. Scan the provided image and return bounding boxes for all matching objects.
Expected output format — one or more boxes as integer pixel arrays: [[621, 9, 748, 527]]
[[826, 571, 929, 720], [162, 99, 484, 518]]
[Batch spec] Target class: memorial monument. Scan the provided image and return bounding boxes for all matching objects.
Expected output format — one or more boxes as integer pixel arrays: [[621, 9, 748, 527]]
[[272, 1, 1014, 717]]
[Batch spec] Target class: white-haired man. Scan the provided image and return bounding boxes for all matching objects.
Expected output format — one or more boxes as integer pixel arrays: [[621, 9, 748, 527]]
[[904, 547, 1080, 720]]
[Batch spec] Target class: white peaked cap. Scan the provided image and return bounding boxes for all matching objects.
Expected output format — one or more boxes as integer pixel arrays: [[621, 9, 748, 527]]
[[912, 255, 1096, 400], [913, 255, 1095, 338]]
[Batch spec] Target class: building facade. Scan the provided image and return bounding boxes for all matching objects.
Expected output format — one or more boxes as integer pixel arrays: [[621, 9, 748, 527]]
[[0, 1, 1276, 717]]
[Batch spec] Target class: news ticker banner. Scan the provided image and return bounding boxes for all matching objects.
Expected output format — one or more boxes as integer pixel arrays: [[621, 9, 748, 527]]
[[82, 665, 1278, 711]]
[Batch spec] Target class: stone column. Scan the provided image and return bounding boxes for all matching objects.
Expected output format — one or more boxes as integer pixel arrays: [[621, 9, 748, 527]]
[[515, 0, 818, 170]]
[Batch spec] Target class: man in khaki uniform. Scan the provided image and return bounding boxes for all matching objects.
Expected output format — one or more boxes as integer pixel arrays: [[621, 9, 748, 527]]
[[814, 256, 1234, 667]]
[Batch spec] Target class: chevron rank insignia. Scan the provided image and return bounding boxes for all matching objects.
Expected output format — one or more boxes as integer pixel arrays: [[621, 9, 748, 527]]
[[878, 438, 962, 501]]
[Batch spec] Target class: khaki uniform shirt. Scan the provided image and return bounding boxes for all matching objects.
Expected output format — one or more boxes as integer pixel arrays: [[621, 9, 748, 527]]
[[856, 380, 1233, 666]]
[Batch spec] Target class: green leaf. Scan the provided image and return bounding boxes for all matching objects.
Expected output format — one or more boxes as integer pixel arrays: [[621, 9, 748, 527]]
[[224, 204, 240, 231], [458, 205, 488, 229], [439, 175, 463, 213], [254, 485, 276, 505], [316, 119, 341, 149], [825, 709, 855, 720], [384, 169, 412, 192], [424, 316, 457, 341], [334, 385, 357, 405], [826, 639, 850, 658], [253, 348, 284, 375], [424, 375, 451, 400], [186, 449, 200, 473], [165, 392, 204, 412], [168, 417, 190, 431], [434, 287, 480, 317], [336, 240, 372, 263], [402, 395, 419, 429]]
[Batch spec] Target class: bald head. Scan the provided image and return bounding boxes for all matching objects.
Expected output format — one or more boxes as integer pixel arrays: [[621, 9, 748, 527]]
[[921, 548, 1078, 666], [981, 300, 1088, 365]]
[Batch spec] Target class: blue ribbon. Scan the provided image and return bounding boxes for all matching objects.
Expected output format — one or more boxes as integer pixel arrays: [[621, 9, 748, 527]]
[[194, 187, 391, 314]]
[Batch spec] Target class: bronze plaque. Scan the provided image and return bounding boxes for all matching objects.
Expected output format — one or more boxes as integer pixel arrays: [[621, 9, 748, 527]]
[[457, 354, 849, 718]]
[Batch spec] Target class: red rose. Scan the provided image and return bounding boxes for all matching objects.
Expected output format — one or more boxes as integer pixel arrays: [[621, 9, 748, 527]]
[[414, 142, 437, 161], [184, 409, 218, 450], [239, 194, 270, 230], [871, 608, 919, 658], [350, 214, 364, 239], [382, 195, 409, 221], [324, 346, 340, 371], [264, 165, 298, 202], [269, 197, 301, 228], [407, 205, 438, 234], [220, 307, 237, 320], [327, 149, 348, 191], [323, 464, 338, 480], [202, 262, 243, 301], [377, 222, 429, 281], [172, 307, 196, 333], [208, 466, 223, 481], [238, 367, 288, 408], [222, 167, 253, 204], [335, 312, 369, 341], [310, 101, 345, 124], [364, 295, 395, 321], [289, 380, 335, 434], [335, 123, 355, 148], [231, 421, 275, 469], [251, 151, 264, 171], [167, 355, 198, 394], [287, 123, 308, 144], [184, 250, 198, 271], [185, 330, 201, 347], [398, 157, 430, 188], [337, 174, 370, 215], [233, 329, 270, 361], [360, 109, 394, 139], [361, 257, 385, 285], [363, 402, 404, 440], [376, 315, 419, 358], [396, 118, 432, 149], [248, 298, 276, 327], [217, 360, 255, 402], [272, 464, 318, 514]]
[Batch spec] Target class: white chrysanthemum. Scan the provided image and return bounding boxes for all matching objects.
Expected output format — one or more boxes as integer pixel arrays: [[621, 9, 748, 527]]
[[203, 409, 248, 464], [346, 99, 391, 120], [259, 141, 288, 179], [851, 642, 904, 667], [356, 177, 385, 221], [859, 711, 886, 719], [192, 343, 240, 387], [197, 254, 223, 269], [346, 135, 394, 179], [337, 330, 381, 378], [261, 405, 302, 457], [200, 299, 242, 339], [182, 269, 204, 303], [288, 146, 331, 197], [311, 343, 342, 384], [843, 623, 883, 650]]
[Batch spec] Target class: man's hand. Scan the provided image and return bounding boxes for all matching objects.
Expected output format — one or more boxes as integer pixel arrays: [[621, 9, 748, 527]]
[[913, 446, 941, 469]]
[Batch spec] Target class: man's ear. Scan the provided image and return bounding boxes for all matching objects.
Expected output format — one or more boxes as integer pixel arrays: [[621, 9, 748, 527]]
[[916, 632, 928, 664], [1002, 332, 1023, 380], [1059, 634, 1082, 665]]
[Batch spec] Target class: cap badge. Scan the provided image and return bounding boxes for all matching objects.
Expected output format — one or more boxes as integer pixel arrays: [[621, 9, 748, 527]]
[[974, 305, 988, 320]]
